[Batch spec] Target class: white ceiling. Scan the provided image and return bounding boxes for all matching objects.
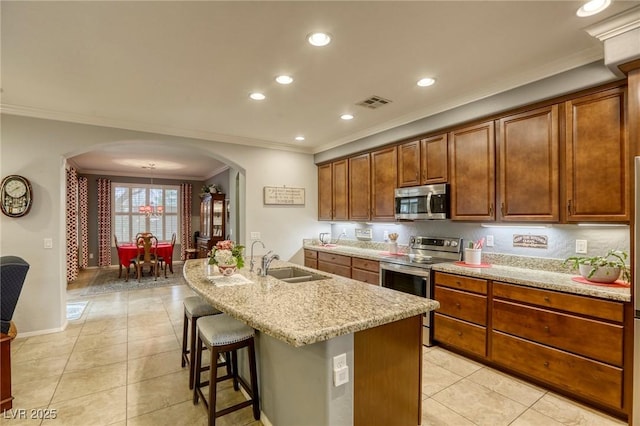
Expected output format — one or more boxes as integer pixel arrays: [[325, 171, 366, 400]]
[[2, 1, 638, 180]]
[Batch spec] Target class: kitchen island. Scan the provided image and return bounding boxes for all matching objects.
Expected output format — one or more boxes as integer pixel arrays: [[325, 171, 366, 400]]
[[183, 258, 439, 426]]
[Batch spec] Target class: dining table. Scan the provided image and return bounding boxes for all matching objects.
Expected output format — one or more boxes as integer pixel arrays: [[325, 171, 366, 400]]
[[117, 242, 174, 277]]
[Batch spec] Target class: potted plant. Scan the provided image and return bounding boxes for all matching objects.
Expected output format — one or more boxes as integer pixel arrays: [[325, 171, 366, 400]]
[[563, 249, 630, 284]]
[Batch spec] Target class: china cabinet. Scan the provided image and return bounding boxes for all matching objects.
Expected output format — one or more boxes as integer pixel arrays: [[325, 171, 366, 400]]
[[197, 193, 226, 258]]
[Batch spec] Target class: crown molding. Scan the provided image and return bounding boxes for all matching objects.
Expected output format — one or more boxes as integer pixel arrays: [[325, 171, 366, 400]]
[[585, 5, 640, 41]]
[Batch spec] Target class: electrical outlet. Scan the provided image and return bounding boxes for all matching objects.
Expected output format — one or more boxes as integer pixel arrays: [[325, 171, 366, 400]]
[[250, 232, 261, 240], [333, 366, 349, 387], [89, 253, 94, 259], [576, 239, 588, 254], [43, 238, 53, 249], [333, 353, 347, 371], [486, 235, 494, 247]]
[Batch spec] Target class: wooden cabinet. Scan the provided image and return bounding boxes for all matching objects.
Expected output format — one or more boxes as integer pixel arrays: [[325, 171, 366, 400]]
[[398, 134, 448, 188], [318, 160, 349, 221], [303, 249, 318, 269], [497, 106, 559, 222], [351, 257, 379, 285], [433, 272, 488, 358], [564, 87, 629, 222], [491, 281, 625, 410], [349, 153, 371, 221], [317, 251, 352, 278], [398, 139, 421, 187], [449, 121, 496, 221], [421, 134, 448, 184], [370, 146, 397, 221], [197, 193, 225, 258]]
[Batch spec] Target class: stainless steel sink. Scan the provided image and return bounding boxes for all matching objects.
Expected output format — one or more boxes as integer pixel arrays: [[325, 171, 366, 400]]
[[267, 267, 330, 283]]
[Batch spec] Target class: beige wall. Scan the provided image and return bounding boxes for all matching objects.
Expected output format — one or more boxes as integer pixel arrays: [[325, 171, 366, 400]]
[[0, 115, 328, 334]]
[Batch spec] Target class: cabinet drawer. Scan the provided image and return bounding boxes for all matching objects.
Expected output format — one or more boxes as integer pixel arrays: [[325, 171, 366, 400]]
[[304, 249, 318, 260], [352, 257, 379, 273], [434, 272, 487, 295], [493, 281, 623, 323], [318, 261, 351, 278], [318, 252, 352, 267], [435, 286, 487, 326], [492, 331, 623, 409], [434, 313, 486, 358], [351, 268, 379, 285], [492, 300, 623, 366], [304, 259, 318, 270]]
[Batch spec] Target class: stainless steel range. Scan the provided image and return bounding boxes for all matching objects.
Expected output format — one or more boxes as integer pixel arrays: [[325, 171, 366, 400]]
[[379, 236, 463, 346]]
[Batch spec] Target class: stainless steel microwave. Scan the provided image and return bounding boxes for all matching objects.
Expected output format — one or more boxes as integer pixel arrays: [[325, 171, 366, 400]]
[[395, 184, 449, 220]]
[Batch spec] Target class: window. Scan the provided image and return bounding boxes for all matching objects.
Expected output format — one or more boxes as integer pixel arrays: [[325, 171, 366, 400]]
[[113, 183, 179, 243]]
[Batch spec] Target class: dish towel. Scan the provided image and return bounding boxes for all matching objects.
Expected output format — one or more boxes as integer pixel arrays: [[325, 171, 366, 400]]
[[207, 274, 253, 287]]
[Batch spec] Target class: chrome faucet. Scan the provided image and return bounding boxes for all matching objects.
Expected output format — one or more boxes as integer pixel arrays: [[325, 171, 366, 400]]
[[260, 250, 280, 276], [250, 240, 266, 273], [335, 231, 347, 245]]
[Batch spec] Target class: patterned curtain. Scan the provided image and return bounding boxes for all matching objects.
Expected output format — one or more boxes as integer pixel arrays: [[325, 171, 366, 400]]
[[97, 178, 112, 267], [66, 168, 79, 282], [180, 183, 193, 260], [78, 177, 89, 269]]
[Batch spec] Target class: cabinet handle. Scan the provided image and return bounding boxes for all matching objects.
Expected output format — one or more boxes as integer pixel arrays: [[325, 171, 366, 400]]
[[544, 296, 550, 303], [455, 302, 461, 309], [415, 171, 419, 181], [489, 203, 493, 215], [457, 331, 463, 337], [544, 325, 550, 332], [567, 200, 572, 215], [455, 281, 462, 287], [501, 202, 505, 216], [543, 361, 549, 368]]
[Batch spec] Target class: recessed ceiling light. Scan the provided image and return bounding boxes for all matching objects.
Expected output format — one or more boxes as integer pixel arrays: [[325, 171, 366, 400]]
[[576, 0, 611, 17], [295, 136, 305, 141], [249, 92, 266, 100], [276, 75, 294, 85], [340, 114, 354, 120], [417, 77, 436, 87], [307, 32, 332, 47]]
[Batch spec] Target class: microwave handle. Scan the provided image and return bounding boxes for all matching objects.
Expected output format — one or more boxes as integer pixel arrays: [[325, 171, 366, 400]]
[[426, 193, 432, 216]]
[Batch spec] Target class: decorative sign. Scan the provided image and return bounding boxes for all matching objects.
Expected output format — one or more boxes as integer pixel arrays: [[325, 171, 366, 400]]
[[513, 234, 548, 249], [263, 186, 305, 206]]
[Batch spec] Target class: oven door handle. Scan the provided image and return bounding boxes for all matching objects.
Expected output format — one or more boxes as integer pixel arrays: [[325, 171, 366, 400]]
[[379, 262, 431, 278], [426, 192, 432, 217]]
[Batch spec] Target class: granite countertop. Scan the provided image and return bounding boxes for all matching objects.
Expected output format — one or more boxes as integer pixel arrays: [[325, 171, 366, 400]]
[[303, 241, 631, 303], [183, 258, 439, 347]]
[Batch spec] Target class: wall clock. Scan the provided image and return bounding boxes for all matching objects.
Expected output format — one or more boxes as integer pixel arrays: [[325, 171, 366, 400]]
[[1, 175, 33, 217]]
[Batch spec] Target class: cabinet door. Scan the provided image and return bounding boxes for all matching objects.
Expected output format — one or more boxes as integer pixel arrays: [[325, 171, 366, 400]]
[[449, 121, 496, 220], [332, 159, 349, 220], [565, 88, 629, 222], [398, 140, 421, 187], [498, 106, 559, 222], [421, 133, 448, 184], [200, 195, 211, 238], [318, 163, 333, 220], [371, 146, 397, 221], [211, 194, 226, 243], [349, 153, 371, 221]]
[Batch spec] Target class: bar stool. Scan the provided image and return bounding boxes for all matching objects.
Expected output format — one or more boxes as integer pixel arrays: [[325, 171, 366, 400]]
[[193, 314, 260, 426], [181, 296, 221, 390]]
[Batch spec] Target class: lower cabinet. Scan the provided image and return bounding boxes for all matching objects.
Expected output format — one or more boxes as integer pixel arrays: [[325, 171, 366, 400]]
[[351, 258, 379, 285], [432, 273, 628, 415], [317, 251, 351, 278], [303, 249, 318, 269]]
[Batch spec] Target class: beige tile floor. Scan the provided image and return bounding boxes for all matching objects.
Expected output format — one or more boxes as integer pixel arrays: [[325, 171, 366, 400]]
[[1, 266, 628, 426]]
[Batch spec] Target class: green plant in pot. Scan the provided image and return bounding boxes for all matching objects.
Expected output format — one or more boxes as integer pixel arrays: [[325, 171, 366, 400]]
[[563, 249, 630, 284]]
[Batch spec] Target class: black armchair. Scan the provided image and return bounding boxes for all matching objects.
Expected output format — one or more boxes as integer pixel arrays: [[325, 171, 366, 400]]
[[1, 256, 29, 335]]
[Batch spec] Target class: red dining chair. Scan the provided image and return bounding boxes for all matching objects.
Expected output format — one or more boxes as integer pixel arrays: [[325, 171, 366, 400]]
[[132, 235, 160, 282], [158, 233, 176, 278]]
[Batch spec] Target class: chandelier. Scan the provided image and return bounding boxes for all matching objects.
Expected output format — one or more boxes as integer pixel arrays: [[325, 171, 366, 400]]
[[139, 163, 163, 219]]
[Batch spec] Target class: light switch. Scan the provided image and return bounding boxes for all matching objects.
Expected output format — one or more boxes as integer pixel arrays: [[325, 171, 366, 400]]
[[44, 238, 53, 249], [250, 232, 261, 240]]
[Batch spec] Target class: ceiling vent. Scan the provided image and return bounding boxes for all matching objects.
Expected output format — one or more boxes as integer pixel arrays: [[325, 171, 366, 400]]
[[356, 95, 392, 109]]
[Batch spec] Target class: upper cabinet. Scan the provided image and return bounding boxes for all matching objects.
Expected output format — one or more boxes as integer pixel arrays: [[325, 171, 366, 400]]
[[497, 105, 559, 222], [449, 121, 496, 221], [349, 153, 371, 221], [371, 146, 397, 221], [317, 160, 349, 221], [564, 88, 629, 222], [421, 134, 448, 184], [398, 139, 421, 187], [398, 134, 448, 188]]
